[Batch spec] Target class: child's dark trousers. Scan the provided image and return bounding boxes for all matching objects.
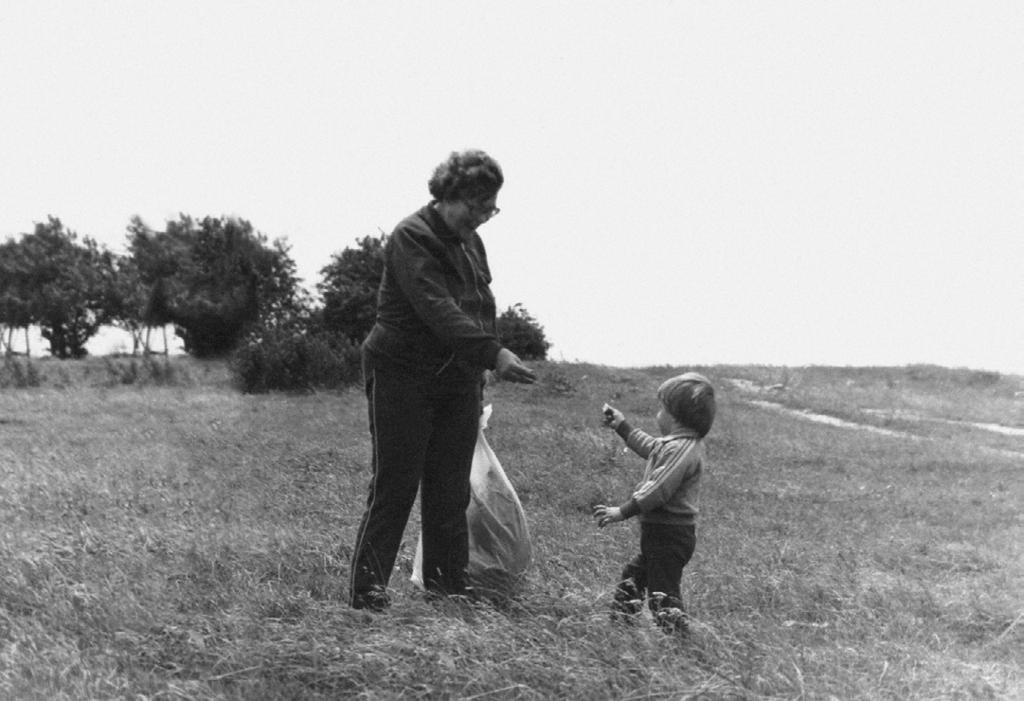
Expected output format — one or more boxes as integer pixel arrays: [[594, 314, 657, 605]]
[[613, 522, 696, 618]]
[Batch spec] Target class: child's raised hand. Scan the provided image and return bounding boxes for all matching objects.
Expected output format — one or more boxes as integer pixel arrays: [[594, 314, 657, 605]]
[[592, 504, 623, 528], [602, 403, 624, 428]]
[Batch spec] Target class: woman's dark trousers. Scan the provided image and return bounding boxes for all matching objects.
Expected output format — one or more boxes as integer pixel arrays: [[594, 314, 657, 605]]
[[349, 351, 481, 607]]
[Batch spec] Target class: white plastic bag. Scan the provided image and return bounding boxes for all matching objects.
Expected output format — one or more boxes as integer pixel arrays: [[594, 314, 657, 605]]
[[411, 404, 532, 598]]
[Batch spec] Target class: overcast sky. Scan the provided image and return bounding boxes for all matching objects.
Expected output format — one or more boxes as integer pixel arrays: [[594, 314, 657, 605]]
[[2, 1, 1021, 373]]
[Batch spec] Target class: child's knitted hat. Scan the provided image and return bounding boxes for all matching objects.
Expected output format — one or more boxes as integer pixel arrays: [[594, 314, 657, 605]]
[[657, 372, 716, 437]]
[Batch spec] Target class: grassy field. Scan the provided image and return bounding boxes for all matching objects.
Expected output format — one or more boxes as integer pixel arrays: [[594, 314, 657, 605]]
[[1, 357, 1021, 700]]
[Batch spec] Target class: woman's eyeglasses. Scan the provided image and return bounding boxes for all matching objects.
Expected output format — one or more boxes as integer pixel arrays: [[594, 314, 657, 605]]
[[466, 201, 500, 218]]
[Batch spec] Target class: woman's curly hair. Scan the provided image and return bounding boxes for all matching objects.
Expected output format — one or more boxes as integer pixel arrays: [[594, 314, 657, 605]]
[[428, 149, 504, 203]]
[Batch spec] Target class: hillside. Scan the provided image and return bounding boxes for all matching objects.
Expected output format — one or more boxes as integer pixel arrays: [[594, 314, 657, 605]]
[[1, 358, 1021, 699]]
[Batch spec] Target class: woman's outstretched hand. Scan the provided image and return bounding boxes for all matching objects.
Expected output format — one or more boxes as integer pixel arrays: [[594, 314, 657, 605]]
[[495, 348, 537, 384]]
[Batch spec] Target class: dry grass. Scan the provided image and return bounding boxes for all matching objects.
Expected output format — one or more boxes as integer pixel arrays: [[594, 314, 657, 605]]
[[0, 358, 1021, 699]]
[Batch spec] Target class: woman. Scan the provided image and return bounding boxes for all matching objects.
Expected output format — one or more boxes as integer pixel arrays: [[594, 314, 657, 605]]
[[349, 149, 536, 611]]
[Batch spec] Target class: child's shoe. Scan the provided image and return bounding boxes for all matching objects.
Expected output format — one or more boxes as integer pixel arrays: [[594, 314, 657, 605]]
[[654, 606, 689, 636], [610, 577, 643, 623]]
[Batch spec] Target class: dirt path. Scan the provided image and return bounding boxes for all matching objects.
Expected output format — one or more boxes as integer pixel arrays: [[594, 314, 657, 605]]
[[746, 399, 911, 439], [727, 379, 1024, 462]]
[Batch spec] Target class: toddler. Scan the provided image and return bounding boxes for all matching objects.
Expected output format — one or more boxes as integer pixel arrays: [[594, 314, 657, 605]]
[[593, 372, 715, 634]]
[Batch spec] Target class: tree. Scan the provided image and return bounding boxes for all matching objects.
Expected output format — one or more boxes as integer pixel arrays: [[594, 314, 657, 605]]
[[128, 215, 306, 358], [253, 238, 311, 330], [497, 304, 550, 360], [318, 233, 386, 344], [119, 216, 178, 353], [0, 236, 34, 355], [19, 218, 114, 359], [124, 215, 205, 354], [101, 253, 159, 355]]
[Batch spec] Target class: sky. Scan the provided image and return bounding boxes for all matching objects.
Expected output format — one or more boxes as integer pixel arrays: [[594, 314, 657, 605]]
[[2, 1, 1022, 373]]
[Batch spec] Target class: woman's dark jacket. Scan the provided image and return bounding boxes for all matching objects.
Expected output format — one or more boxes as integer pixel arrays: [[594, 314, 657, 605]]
[[363, 203, 503, 383]]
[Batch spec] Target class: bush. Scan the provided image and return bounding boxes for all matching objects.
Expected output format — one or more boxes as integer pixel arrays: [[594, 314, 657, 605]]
[[232, 327, 361, 393], [100, 356, 181, 387], [497, 304, 550, 360]]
